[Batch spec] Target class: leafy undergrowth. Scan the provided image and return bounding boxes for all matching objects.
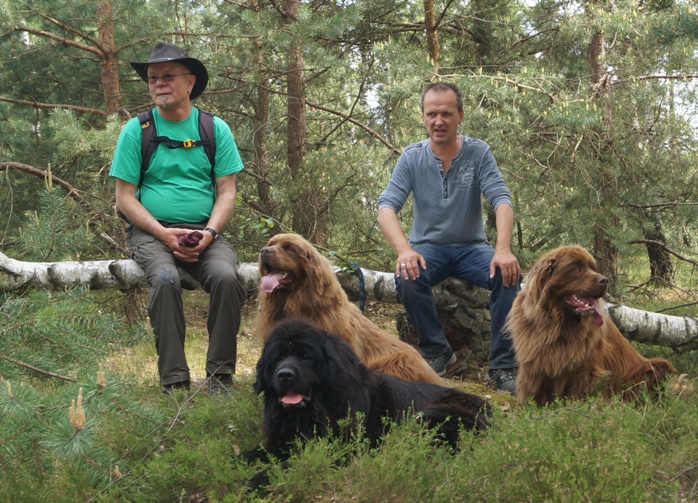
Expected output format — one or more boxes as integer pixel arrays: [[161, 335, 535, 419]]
[[1, 289, 697, 502]]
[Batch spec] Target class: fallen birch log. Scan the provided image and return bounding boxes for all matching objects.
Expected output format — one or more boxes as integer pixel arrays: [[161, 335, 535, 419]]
[[2, 251, 697, 351]]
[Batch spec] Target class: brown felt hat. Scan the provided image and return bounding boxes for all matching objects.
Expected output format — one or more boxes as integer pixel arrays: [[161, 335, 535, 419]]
[[130, 42, 208, 100]]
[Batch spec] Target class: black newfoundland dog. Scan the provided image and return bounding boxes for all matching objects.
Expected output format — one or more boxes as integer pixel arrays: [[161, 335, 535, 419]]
[[244, 319, 491, 466]]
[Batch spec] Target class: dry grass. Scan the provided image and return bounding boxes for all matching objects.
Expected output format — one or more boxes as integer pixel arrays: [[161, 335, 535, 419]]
[[105, 291, 262, 387], [107, 290, 514, 406]]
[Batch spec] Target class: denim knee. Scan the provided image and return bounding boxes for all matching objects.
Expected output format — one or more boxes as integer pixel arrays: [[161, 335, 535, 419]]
[[395, 273, 432, 300]]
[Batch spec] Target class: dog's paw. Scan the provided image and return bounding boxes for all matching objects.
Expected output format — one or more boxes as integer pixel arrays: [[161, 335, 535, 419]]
[[247, 470, 271, 492], [240, 447, 269, 464]]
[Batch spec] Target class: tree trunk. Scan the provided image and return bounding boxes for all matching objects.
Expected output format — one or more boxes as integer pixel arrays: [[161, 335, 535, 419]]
[[2, 251, 696, 351], [247, 14, 281, 235], [281, 0, 326, 243], [471, 0, 493, 66], [13, 2, 122, 117], [644, 221, 675, 286], [588, 0, 619, 283], [424, 0, 439, 75], [593, 225, 618, 284], [96, 0, 122, 116]]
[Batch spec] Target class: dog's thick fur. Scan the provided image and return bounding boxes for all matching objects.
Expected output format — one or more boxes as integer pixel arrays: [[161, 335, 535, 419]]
[[249, 319, 491, 460], [505, 245, 675, 406], [253, 233, 443, 384]]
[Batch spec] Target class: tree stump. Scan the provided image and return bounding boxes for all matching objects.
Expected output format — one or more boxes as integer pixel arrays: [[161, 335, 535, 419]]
[[396, 304, 491, 378]]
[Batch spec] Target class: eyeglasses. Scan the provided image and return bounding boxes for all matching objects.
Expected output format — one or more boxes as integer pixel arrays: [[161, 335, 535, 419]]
[[147, 72, 191, 85]]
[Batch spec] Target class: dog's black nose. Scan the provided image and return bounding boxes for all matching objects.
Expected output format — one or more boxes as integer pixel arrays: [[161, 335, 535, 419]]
[[260, 246, 271, 255], [598, 276, 608, 286], [276, 367, 295, 382]]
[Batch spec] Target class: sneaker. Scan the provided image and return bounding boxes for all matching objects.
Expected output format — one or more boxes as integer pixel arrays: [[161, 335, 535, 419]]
[[207, 374, 234, 396], [162, 380, 191, 394], [425, 351, 457, 377], [487, 368, 517, 394]]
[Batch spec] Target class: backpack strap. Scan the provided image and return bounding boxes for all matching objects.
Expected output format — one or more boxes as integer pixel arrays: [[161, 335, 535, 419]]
[[197, 108, 216, 174], [137, 109, 156, 190]]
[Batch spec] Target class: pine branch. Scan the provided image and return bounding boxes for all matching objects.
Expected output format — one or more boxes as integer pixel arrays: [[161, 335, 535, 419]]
[[622, 202, 698, 209], [613, 73, 698, 85], [0, 97, 107, 116], [0, 353, 76, 382], [307, 100, 401, 154], [14, 24, 100, 56], [0, 162, 93, 212], [629, 239, 698, 267], [37, 14, 102, 51]]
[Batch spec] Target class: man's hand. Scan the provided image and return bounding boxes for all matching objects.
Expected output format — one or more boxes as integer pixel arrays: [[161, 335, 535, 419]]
[[395, 248, 427, 280], [490, 203, 520, 287], [178, 231, 204, 247], [377, 207, 427, 281], [490, 248, 520, 288], [162, 228, 213, 263]]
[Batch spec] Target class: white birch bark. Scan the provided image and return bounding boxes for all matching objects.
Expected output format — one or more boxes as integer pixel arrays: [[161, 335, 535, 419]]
[[2, 251, 696, 350]]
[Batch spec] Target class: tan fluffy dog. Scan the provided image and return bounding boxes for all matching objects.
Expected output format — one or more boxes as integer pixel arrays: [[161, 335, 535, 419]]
[[505, 245, 674, 406], [253, 233, 443, 385]]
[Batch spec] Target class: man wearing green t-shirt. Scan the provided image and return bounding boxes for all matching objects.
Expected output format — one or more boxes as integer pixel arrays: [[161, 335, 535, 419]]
[[110, 42, 247, 395]]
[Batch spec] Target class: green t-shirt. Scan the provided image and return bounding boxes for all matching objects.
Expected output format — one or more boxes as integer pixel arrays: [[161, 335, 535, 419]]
[[109, 107, 243, 223]]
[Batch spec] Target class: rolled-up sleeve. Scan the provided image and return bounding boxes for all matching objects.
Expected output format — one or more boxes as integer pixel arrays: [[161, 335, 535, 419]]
[[479, 146, 512, 211], [378, 154, 413, 214]]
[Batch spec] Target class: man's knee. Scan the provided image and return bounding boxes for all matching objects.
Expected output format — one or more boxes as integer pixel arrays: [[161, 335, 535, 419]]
[[211, 265, 239, 286], [150, 267, 181, 289], [396, 274, 429, 295], [212, 268, 247, 300], [490, 277, 520, 310]]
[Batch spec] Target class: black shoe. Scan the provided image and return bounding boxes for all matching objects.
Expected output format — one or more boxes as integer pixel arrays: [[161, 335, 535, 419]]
[[207, 374, 234, 396], [425, 351, 457, 377], [162, 380, 191, 394], [487, 368, 517, 394]]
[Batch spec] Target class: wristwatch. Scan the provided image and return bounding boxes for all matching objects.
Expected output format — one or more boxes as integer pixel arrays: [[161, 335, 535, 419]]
[[204, 227, 218, 239]]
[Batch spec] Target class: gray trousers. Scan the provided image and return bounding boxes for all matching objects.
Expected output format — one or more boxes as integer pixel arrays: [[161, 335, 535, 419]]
[[127, 225, 248, 386]]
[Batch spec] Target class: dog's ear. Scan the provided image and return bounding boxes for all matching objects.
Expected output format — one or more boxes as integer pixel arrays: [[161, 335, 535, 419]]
[[318, 334, 364, 391], [529, 257, 556, 285], [254, 348, 270, 395], [303, 246, 332, 296], [521, 256, 556, 306]]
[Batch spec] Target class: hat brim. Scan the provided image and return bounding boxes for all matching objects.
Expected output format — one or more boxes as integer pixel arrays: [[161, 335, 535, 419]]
[[130, 57, 208, 100]]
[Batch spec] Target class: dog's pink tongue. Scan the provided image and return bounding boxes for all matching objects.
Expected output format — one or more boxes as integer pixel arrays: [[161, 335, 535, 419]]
[[281, 391, 304, 405], [260, 273, 283, 293], [593, 302, 604, 327]]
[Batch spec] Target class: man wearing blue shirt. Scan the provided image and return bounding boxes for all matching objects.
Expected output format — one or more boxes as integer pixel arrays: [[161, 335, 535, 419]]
[[377, 82, 520, 393], [110, 43, 247, 395]]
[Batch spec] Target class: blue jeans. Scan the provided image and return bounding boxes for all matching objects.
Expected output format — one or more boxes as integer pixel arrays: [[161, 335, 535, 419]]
[[395, 242, 520, 370]]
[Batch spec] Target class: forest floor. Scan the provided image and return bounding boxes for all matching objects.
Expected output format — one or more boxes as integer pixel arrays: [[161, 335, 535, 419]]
[[107, 289, 515, 407]]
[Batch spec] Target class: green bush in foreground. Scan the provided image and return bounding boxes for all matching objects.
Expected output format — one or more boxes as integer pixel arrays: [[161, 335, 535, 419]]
[[1, 290, 697, 502]]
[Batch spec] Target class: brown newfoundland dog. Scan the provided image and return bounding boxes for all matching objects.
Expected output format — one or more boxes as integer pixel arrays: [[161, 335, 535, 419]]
[[506, 245, 674, 406], [253, 233, 443, 385]]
